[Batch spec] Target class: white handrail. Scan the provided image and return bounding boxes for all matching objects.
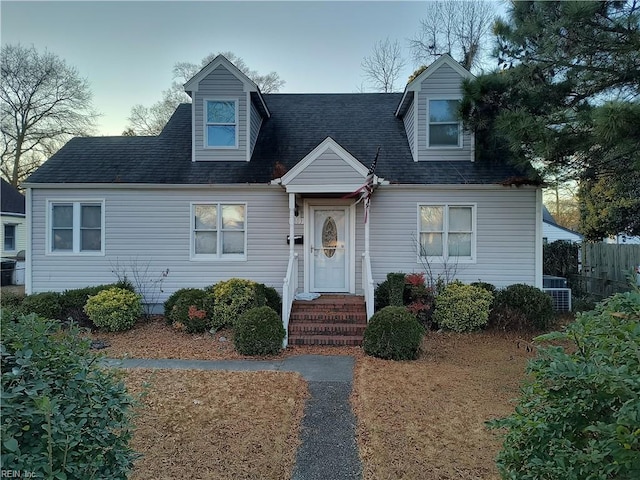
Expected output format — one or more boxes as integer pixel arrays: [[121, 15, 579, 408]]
[[362, 252, 375, 320], [282, 253, 299, 347]]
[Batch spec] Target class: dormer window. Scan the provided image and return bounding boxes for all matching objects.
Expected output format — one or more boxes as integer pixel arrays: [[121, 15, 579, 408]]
[[428, 99, 462, 148], [205, 99, 238, 148]]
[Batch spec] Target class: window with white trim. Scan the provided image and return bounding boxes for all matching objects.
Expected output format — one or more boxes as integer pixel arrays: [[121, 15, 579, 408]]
[[205, 100, 237, 148], [4, 224, 16, 251], [419, 204, 474, 260], [428, 99, 461, 147], [48, 201, 104, 254], [192, 203, 246, 259]]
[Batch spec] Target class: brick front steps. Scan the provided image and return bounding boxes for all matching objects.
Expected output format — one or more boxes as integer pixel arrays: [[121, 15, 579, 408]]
[[288, 295, 367, 346]]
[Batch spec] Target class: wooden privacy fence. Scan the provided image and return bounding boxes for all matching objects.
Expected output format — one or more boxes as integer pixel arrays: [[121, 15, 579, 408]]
[[575, 243, 640, 298]]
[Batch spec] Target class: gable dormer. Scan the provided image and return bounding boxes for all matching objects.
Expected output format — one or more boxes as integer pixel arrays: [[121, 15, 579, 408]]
[[395, 54, 474, 162], [184, 55, 270, 162]]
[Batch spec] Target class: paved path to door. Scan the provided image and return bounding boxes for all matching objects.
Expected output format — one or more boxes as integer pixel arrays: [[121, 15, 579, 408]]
[[105, 355, 362, 480]]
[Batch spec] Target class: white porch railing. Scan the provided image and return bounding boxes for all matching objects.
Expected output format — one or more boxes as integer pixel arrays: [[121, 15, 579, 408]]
[[362, 252, 375, 320], [282, 253, 299, 347]]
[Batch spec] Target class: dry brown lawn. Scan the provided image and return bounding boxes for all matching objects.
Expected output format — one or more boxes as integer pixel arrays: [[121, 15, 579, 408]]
[[125, 368, 308, 480], [352, 331, 536, 480], [92, 317, 363, 359], [98, 319, 535, 479]]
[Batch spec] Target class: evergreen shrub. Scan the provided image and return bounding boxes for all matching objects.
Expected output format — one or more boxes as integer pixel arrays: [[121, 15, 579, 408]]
[[434, 282, 493, 332], [163, 288, 204, 324], [363, 306, 425, 360], [0, 290, 24, 309], [167, 288, 213, 333], [211, 278, 265, 329], [1, 314, 137, 478], [489, 289, 640, 479], [84, 287, 142, 332], [59, 281, 135, 327], [20, 292, 63, 320], [234, 306, 285, 356], [490, 283, 554, 331]]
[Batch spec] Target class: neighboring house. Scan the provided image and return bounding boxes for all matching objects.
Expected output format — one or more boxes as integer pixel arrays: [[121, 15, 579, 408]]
[[604, 234, 640, 245], [542, 206, 583, 244], [1, 178, 26, 257], [24, 54, 543, 334]]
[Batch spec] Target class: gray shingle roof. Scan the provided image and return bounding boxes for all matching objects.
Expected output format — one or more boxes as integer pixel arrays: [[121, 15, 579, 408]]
[[1, 179, 25, 215], [27, 93, 533, 185]]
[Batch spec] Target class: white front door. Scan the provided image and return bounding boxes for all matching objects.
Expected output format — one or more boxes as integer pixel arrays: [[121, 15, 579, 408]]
[[310, 206, 349, 292]]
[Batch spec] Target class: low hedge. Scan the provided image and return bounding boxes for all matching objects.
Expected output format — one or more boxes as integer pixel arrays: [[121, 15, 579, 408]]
[[59, 281, 135, 326], [363, 306, 425, 360], [19, 292, 63, 320]]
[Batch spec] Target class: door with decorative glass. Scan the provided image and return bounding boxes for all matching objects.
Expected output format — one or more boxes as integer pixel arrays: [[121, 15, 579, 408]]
[[310, 207, 349, 292]]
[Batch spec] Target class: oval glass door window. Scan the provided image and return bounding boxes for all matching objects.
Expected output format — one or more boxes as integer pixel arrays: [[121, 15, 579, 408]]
[[322, 217, 338, 258]]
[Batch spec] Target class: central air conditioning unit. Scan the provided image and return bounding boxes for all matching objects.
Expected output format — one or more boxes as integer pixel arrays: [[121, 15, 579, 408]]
[[542, 275, 571, 312], [543, 288, 572, 312]]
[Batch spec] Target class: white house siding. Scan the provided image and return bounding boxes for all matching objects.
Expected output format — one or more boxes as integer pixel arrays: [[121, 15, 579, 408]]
[[368, 185, 538, 288], [288, 150, 365, 186], [29, 187, 292, 305], [417, 63, 473, 162], [193, 65, 247, 162], [402, 97, 416, 160], [1, 214, 26, 256], [543, 222, 582, 243], [250, 101, 262, 157]]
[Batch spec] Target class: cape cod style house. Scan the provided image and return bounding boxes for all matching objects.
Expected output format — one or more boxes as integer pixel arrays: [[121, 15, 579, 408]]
[[24, 54, 542, 345]]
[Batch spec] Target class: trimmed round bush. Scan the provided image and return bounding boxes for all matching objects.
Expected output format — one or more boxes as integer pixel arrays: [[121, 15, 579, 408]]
[[212, 278, 265, 329], [59, 282, 135, 327], [234, 306, 285, 356], [84, 287, 142, 332], [167, 288, 214, 333], [1, 314, 137, 478], [20, 292, 63, 320], [490, 283, 554, 331], [434, 282, 493, 332], [164, 288, 205, 324], [363, 306, 425, 360]]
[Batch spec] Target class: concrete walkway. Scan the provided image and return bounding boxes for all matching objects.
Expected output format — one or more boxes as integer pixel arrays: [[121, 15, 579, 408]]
[[105, 355, 362, 480]]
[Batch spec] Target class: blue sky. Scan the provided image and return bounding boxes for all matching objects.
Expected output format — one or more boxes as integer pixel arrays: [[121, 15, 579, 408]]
[[2, 1, 500, 136]]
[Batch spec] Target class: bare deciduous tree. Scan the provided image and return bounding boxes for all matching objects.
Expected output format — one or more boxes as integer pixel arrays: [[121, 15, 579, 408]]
[[1, 44, 97, 186], [126, 52, 285, 136], [361, 37, 407, 92], [409, 0, 497, 72]]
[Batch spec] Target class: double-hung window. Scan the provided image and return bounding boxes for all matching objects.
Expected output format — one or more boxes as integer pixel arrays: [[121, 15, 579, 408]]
[[192, 203, 246, 260], [205, 100, 237, 148], [419, 204, 474, 261], [48, 201, 104, 254], [4, 224, 16, 251], [428, 99, 462, 147]]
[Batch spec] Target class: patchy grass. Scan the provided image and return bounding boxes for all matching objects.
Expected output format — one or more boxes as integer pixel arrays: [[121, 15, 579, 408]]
[[125, 368, 308, 480], [352, 331, 536, 480]]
